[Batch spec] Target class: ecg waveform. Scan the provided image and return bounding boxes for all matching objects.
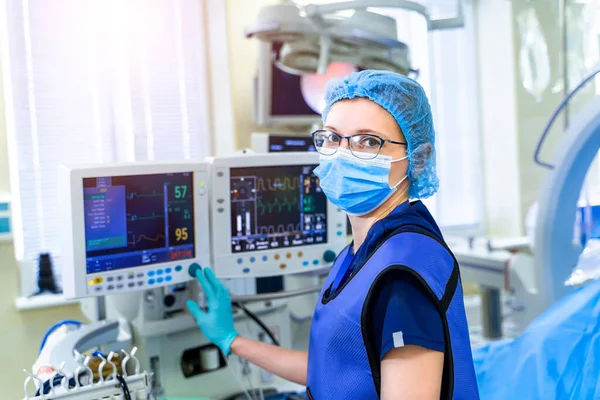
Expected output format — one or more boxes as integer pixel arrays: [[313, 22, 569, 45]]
[[257, 197, 299, 215], [257, 223, 302, 235], [128, 233, 166, 245], [229, 166, 327, 254], [126, 191, 164, 200], [257, 177, 300, 192]]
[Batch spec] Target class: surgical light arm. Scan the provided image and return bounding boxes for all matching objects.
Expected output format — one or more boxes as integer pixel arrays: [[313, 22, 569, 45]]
[[302, 0, 465, 31]]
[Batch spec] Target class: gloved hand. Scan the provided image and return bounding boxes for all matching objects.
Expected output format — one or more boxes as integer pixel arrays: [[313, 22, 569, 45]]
[[186, 264, 239, 356]]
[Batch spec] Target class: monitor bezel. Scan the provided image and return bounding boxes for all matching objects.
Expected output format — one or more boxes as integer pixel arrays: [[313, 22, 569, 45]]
[[253, 42, 322, 127], [60, 161, 211, 299], [208, 152, 347, 278]]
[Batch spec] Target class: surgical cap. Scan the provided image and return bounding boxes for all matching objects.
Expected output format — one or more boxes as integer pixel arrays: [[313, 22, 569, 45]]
[[321, 70, 439, 199]]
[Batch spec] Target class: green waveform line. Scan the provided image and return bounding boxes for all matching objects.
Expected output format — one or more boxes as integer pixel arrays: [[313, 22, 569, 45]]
[[129, 213, 165, 221], [127, 191, 164, 200], [257, 196, 300, 215]]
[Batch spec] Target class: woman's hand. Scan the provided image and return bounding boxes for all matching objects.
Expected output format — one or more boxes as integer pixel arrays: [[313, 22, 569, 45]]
[[186, 264, 239, 356], [186, 263, 309, 385]]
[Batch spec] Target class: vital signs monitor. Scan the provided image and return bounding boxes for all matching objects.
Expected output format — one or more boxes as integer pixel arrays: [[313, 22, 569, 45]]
[[59, 162, 211, 299], [208, 152, 347, 278]]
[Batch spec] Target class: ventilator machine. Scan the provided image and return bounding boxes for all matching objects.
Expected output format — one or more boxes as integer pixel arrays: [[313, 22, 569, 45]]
[[20, 152, 347, 400]]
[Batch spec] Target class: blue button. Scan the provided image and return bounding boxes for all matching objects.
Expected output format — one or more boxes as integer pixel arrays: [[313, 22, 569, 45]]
[[188, 264, 201, 278], [250, 257, 256, 263], [337, 231, 343, 236], [237, 258, 243, 264], [156, 269, 164, 275], [147, 271, 155, 277], [165, 268, 172, 274], [313, 260, 319, 265], [262, 255, 268, 262], [157, 277, 164, 284], [165, 275, 172, 282], [175, 265, 183, 272], [243, 268, 250, 273], [303, 261, 309, 266], [148, 279, 155, 285]]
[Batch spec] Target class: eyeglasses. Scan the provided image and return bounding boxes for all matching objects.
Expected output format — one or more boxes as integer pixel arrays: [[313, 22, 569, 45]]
[[311, 129, 407, 160]]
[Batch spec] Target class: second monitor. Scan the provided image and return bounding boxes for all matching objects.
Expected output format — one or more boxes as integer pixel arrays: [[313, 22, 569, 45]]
[[209, 153, 346, 278]]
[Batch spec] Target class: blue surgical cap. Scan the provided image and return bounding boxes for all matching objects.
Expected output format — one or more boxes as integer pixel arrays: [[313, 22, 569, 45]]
[[321, 70, 439, 199]]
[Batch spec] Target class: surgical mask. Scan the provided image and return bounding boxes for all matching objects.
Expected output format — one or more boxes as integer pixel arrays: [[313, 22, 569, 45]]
[[314, 147, 408, 216]]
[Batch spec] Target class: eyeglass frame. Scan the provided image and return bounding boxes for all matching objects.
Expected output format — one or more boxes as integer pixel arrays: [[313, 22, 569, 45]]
[[311, 129, 408, 159]]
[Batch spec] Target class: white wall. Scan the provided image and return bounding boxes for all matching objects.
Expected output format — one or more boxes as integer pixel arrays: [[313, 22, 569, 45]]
[[0, 58, 8, 195]]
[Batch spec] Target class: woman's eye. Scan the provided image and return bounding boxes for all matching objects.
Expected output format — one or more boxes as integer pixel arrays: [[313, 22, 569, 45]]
[[326, 134, 340, 143], [359, 137, 380, 148]]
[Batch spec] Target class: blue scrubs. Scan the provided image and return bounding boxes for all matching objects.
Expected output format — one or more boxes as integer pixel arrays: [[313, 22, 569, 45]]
[[331, 200, 445, 359]]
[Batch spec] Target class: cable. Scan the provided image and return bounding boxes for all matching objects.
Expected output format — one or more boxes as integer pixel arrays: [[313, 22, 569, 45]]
[[230, 285, 322, 303], [246, 373, 257, 400], [232, 301, 280, 346], [92, 350, 107, 358], [39, 319, 83, 352], [35, 375, 77, 396], [223, 352, 253, 400], [116, 374, 132, 400], [533, 66, 600, 170]]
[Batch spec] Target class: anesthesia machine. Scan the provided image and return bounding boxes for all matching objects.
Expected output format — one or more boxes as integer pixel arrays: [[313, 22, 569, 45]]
[[22, 153, 347, 399]]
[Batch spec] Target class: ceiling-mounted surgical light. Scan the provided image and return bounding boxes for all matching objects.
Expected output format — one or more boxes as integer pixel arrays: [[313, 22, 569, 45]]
[[246, 3, 418, 76], [246, 1, 464, 77]]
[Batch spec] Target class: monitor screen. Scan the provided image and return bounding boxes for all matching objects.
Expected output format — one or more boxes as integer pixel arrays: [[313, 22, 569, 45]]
[[268, 135, 316, 153], [83, 172, 195, 274], [230, 165, 327, 253], [270, 49, 320, 117]]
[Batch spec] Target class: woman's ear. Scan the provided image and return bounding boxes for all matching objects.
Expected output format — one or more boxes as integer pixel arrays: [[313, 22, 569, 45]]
[[410, 143, 432, 178]]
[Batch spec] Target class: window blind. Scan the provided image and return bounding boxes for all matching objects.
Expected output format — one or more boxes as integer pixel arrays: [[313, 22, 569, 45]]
[[1, 0, 211, 288]]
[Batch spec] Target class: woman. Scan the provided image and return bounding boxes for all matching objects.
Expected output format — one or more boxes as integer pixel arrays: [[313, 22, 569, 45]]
[[187, 70, 479, 399]]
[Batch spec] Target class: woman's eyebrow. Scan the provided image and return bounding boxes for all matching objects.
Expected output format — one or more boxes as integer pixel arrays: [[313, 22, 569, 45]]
[[323, 126, 390, 138], [354, 128, 390, 138]]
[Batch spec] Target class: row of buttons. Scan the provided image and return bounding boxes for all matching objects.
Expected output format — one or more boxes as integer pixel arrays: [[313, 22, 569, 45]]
[[237, 252, 306, 265], [93, 281, 144, 292], [90, 265, 184, 288], [148, 276, 173, 285], [90, 272, 146, 286], [147, 265, 183, 277], [335, 219, 344, 236], [241, 259, 320, 274]]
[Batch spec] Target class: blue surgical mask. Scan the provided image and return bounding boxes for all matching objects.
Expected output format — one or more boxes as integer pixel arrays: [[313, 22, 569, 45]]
[[314, 148, 408, 216]]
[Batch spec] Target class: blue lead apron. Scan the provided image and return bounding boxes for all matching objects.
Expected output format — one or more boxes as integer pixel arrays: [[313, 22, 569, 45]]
[[306, 226, 480, 399]]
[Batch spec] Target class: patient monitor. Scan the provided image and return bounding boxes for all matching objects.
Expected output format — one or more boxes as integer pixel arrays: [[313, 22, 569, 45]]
[[59, 161, 211, 299], [208, 152, 346, 278]]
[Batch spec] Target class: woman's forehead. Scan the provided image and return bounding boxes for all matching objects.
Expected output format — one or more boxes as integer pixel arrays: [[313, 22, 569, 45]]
[[324, 98, 404, 140]]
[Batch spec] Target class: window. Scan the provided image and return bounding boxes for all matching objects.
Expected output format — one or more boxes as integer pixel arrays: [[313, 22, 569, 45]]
[[373, 2, 484, 233], [0, 0, 211, 288]]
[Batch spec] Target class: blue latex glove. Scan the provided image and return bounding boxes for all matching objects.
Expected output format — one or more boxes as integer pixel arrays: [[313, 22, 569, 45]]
[[186, 264, 239, 356]]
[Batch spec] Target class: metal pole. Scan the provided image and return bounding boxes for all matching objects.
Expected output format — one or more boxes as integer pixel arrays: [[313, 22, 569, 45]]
[[480, 286, 502, 339]]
